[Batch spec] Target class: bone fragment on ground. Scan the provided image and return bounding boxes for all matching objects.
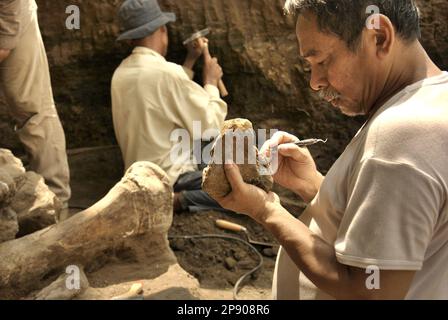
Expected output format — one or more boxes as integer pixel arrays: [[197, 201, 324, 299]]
[[12, 172, 62, 237], [202, 118, 274, 199], [0, 169, 15, 205], [0, 208, 18, 244], [0, 149, 22, 207], [0, 149, 25, 180], [0, 161, 173, 299], [34, 267, 90, 300], [0, 149, 61, 242], [0, 151, 20, 243]]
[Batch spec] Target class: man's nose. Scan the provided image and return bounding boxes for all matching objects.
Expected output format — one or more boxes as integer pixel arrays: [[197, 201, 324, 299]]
[[309, 69, 329, 91]]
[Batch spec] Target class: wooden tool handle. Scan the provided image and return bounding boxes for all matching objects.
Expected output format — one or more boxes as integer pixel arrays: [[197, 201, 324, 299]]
[[216, 219, 247, 233], [203, 44, 229, 98], [217, 80, 229, 97]]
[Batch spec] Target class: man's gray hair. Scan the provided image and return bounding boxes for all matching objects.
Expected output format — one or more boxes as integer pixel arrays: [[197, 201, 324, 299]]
[[284, 0, 421, 50]]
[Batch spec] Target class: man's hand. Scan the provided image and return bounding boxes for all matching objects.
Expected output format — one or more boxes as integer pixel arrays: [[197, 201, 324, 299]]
[[203, 49, 223, 88], [0, 49, 11, 63], [261, 131, 324, 203], [183, 37, 208, 70], [214, 162, 282, 223]]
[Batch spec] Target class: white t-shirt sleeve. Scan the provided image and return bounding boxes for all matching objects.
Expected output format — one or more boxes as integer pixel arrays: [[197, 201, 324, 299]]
[[335, 157, 442, 270]]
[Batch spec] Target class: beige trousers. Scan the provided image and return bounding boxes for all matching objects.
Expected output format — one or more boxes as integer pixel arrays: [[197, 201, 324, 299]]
[[0, 9, 71, 204]]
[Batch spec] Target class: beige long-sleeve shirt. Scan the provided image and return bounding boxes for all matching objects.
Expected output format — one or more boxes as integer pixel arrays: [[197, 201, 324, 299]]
[[0, 0, 36, 49], [111, 46, 228, 185]]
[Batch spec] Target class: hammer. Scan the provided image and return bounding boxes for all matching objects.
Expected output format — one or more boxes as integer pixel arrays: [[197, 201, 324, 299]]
[[183, 28, 229, 97]]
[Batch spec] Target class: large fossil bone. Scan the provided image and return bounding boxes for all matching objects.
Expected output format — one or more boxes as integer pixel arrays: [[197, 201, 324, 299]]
[[0, 161, 173, 299]]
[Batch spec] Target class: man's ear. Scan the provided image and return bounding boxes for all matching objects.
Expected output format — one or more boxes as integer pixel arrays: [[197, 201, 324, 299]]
[[368, 14, 395, 59]]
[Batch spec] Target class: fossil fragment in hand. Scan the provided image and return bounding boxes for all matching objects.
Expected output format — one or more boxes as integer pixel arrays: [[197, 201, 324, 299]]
[[202, 119, 274, 199]]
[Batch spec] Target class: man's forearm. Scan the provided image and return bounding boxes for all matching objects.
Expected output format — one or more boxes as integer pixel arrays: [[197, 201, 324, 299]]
[[261, 205, 372, 299], [183, 55, 198, 71], [218, 145, 413, 299]]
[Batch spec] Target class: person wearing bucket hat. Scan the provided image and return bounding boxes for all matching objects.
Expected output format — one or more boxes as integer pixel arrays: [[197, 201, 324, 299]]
[[116, 0, 176, 42], [112, 0, 230, 213]]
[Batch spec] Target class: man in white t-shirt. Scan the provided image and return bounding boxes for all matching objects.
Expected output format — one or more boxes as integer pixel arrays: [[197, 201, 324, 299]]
[[210, 0, 448, 299]]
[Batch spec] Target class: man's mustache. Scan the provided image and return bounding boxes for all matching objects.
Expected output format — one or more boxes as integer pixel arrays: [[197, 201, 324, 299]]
[[318, 88, 341, 101]]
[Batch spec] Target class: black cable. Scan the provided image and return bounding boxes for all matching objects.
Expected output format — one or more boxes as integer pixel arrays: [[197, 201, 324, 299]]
[[168, 234, 264, 300]]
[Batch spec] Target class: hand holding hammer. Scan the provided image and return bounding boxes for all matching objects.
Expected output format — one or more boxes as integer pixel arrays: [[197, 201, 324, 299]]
[[202, 43, 229, 97], [183, 28, 228, 97]]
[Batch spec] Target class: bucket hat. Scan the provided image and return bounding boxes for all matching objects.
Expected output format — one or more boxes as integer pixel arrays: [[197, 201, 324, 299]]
[[117, 0, 176, 41]]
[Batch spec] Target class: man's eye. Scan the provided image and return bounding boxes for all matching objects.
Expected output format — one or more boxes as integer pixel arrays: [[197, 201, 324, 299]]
[[318, 59, 326, 66], [302, 61, 311, 72]]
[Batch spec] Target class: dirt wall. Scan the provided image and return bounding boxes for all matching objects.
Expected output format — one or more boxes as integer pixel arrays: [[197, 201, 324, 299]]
[[0, 0, 446, 171]]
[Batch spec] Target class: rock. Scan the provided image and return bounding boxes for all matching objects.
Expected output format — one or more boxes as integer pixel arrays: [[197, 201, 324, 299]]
[[224, 257, 238, 270], [202, 119, 274, 199], [232, 249, 246, 261], [238, 258, 255, 269], [0, 149, 25, 180], [0, 168, 15, 206], [12, 172, 61, 237], [0, 149, 61, 240], [262, 247, 278, 258], [0, 150, 21, 243], [170, 238, 186, 251], [0, 208, 19, 243]]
